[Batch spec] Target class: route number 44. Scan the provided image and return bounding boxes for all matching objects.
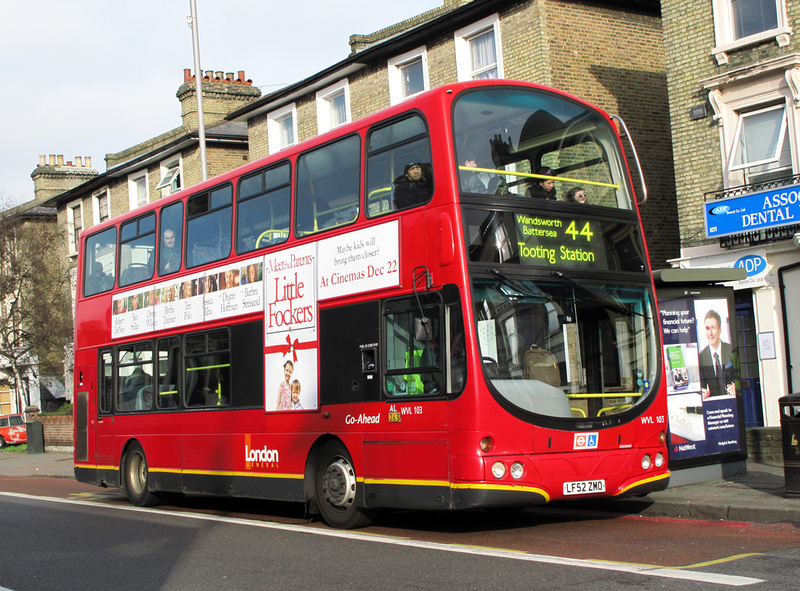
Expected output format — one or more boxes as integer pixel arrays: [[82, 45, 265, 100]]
[[565, 221, 593, 242]]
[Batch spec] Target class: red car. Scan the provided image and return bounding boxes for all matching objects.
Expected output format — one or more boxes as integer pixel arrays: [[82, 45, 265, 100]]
[[0, 414, 27, 448]]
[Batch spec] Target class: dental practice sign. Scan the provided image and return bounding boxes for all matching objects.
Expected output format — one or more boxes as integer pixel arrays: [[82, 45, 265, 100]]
[[704, 183, 800, 238]]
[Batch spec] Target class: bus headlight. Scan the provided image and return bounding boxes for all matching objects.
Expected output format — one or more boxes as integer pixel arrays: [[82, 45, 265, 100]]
[[491, 462, 506, 479], [641, 454, 652, 470], [654, 452, 665, 468], [510, 462, 524, 480]]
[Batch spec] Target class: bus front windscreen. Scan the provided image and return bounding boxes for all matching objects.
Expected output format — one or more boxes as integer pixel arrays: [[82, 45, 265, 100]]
[[472, 276, 658, 421], [453, 87, 633, 209]]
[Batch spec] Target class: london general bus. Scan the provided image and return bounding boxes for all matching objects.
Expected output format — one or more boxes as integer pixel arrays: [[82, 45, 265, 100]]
[[74, 79, 669, 528]]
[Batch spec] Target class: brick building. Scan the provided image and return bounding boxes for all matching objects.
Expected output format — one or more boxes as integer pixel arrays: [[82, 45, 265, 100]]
[[229, 0, 679, 268], [661, 0, 800, 427], [34, 71, 260, 397], [40, 70, 260, 262]]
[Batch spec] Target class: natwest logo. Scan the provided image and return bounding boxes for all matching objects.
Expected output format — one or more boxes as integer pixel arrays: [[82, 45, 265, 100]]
[[245, 444, 280, 464]]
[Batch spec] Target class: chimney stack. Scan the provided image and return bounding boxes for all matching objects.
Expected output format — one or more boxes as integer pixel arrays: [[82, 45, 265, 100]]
[[177, 67, 260, 131], [31, 154, 99, 204]]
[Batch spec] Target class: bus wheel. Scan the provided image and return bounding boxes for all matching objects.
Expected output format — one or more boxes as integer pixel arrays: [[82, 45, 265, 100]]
[[315, 441, 373, 529], [122, 442, 160, 507], [0, 436, 6, 449]]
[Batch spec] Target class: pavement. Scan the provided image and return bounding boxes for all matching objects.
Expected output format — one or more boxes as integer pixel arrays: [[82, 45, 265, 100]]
[[1, 449, 799, 525]]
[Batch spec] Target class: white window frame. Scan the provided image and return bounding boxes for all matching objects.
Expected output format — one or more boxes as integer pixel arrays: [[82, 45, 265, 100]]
[[388, 46, 430, 105], [711, 0, 791, 65], [128, 171, 148, 210], [267, 102, 298, 153], [454, 14, 504, 82], [316, 79, 351, 134], [92, 188, 110, 226], [156, 158, 182, 195], [728, 103, 789, 172], [707, 69, 798, 188], [67, 200, 83, 256]]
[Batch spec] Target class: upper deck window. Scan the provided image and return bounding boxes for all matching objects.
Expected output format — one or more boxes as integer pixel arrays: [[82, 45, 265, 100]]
[[453, 87, 633, 210], [236, 162, 291, 253], [119, 214, 156, 288], [366, 114, 433, 217], [83, 227, 117, 297], [296, 135, 360, 236], [186, 184, 232, 268], [159, 202, 184, 276]]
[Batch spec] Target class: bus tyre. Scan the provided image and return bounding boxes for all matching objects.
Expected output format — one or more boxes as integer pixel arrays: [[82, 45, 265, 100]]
[[123, 442, 161, 507], [0, 436, 6, 449], [315, 441, 373, 529]]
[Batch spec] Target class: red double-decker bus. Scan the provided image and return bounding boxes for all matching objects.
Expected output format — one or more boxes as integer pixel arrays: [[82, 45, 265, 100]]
[[74, 79, 669, 528]]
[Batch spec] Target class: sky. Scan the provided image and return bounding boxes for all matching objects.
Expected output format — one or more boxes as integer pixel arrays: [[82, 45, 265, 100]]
[[0, 0, 443, 206]]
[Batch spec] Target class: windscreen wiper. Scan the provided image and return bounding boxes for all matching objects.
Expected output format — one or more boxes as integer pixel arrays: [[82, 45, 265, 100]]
[[489, 268, 554, 302], [548, 270, 648, 319]]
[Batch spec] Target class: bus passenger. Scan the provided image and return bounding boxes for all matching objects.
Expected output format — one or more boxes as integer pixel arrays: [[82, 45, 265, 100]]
[[393, 162, 432, 209], [526, 167, 557, 200], [160, 228, 180, 274], [460, 155, 487, 194], [566, 186, 589, 204], [87, 262, 113, 294]]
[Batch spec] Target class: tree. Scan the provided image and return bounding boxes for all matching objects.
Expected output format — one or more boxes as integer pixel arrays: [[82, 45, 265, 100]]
[[0, 202, 73, 409]]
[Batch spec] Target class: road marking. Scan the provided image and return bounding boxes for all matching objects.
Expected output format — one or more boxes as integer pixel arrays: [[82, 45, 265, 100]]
[[0, 491, 763, 586]]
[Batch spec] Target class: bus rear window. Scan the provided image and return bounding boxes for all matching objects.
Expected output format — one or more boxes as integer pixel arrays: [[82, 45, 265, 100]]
[[83, 227, 117, 297]]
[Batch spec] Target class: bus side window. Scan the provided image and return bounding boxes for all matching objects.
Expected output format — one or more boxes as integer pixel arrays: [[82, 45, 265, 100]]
[[366, 114, 433, 217], [186, 185, 232, 268], [119, 214, 156, 288], [156, 337, 181, 410], [185, 330, 230, 408], [236, 162, 291, 253], [117, 343, 154, 412], [99, 350, 114, 414], [296, 135, 360, 236], [159, 202, 184, 276], [83, 227, 117, 297], [384, 295, 442, 396]]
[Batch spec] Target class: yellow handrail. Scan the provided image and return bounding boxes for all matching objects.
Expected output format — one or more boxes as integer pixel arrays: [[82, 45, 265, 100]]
[[458, 165, 619, 190]]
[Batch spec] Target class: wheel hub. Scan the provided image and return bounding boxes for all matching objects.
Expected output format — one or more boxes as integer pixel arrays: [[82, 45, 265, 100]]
[[323, 457, 357, 508]]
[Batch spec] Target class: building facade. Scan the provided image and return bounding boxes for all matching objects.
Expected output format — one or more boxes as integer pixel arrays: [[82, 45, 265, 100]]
[[40, 70, 260, 263], [36, 71, 260, 395], [661, 0, 800, 427], [229, 0, 679, 268]]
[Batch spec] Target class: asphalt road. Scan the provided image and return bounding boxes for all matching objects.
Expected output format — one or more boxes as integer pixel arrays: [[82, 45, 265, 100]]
[[2, 475, 800, 589]]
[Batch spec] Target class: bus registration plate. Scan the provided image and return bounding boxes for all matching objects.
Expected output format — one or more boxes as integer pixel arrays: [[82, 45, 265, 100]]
[[563, 479, 606, 496]]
